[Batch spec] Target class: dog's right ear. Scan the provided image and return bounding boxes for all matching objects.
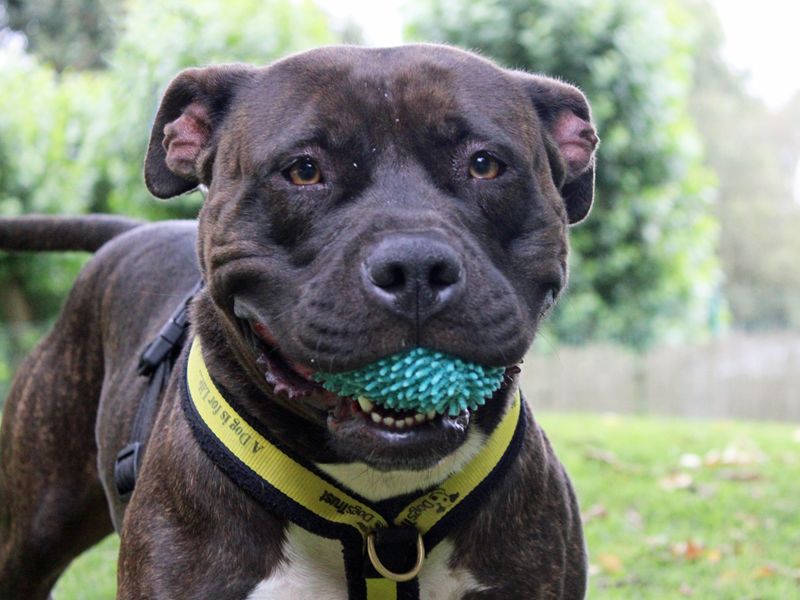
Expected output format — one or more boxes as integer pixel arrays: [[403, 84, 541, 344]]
[[144, 65, 255, 199], [516, 73, 599, 225]]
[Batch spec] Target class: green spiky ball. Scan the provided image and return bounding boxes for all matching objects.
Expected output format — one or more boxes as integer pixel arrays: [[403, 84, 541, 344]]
[[312, 348, 505, 416]]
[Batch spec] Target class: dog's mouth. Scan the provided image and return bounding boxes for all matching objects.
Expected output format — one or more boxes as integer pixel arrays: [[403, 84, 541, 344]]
[[235, 308, 518, 469]]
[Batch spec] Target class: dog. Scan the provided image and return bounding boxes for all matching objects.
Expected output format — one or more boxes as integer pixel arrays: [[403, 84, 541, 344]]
[[0, 44, 597, 599]]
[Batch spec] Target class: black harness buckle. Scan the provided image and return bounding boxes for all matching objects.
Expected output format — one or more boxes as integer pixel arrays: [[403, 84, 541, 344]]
[[113, 281, 201, 502], [114, 442, 141, 502]]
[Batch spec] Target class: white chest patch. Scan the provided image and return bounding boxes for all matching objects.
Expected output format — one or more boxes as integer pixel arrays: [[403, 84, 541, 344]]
[[246, 526, 490, 600], [314, 429, 487, 501]]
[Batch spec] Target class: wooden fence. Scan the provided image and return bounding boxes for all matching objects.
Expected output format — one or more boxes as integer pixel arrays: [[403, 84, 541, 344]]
[[521, 331, 800, 421]]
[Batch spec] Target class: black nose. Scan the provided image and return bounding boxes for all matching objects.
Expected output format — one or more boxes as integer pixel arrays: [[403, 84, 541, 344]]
[[363, 234, 465, 324]]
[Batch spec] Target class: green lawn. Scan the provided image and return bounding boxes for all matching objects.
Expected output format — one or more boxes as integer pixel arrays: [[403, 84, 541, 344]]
[[54, 536, 119, 599], [540, 413, 800, 599], [51, 413, 800, 599]]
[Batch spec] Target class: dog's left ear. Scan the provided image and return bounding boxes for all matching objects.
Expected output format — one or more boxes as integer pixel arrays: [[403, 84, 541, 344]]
[[517, 74, 599, 224], [144, 64, 256, 199]]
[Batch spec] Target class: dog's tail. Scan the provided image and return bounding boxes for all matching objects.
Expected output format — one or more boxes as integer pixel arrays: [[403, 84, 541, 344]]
[[0, 214, 144, 253]]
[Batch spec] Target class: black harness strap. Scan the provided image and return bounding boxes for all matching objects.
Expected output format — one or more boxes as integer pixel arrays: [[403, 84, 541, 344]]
[[114, 281, 202, 501]]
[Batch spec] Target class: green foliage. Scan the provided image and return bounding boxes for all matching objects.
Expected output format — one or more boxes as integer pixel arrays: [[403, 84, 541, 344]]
[[83, 0, 336, 221], [408, 0, 721, 348], [2, 0, 120, 71], [0, 52, 99, 319]]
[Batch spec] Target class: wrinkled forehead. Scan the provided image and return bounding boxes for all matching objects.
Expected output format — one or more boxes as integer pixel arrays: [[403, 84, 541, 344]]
[[235, 45, 536, 155]]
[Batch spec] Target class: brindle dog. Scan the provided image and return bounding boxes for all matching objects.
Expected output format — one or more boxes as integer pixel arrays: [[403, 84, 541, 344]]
[[0, 45, 598, 599]]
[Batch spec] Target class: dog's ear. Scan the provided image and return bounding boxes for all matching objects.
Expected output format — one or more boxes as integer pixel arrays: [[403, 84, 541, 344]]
[[144, 65, 256, 199], [518, 74, 599, 224]]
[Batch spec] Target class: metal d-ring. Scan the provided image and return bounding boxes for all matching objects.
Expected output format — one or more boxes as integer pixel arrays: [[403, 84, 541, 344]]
[[366, 531, 426, 582]]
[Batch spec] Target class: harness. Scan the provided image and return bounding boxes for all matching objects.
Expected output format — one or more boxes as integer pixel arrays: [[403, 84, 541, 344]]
[[114, 290, 527, 600], [113, 282, 201, 500], [183, 337, 526, 600]]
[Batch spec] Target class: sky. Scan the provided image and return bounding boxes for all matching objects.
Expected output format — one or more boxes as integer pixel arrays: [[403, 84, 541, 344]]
[[319, 0, 800, 109], [709, 0, 800, 109], [319, 0, 404, 46]]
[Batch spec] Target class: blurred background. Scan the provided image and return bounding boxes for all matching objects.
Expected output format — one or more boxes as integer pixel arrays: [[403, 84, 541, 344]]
[[0, 0, 798, 598]]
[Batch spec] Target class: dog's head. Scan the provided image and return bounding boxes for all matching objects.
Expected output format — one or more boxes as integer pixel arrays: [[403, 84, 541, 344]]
[[144, 45, 597, 470]]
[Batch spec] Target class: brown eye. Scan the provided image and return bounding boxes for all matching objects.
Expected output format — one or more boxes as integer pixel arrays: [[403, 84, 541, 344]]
[[285, 157, 322, 185], [468, 151, 503, 180]]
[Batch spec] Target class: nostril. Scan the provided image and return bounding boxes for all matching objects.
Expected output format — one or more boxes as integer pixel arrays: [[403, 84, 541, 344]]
[[368, 261, 407, 292], [429, 261, 461, 291]]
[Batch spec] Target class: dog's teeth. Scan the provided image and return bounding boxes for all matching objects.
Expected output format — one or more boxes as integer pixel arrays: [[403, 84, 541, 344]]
[[395, 419, 405, 429], [357, 396, 374, 413], [414, 413, 426, 423], [404, 416, 415, 427], [383, 416, 395, 427], [426, 410, 437, 421], [371, 412, 382, 424]]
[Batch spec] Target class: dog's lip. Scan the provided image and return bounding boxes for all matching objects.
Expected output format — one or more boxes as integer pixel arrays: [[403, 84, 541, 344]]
[[233, 297, 317, 379], [233, 300, 519, 455], [250, 321, 316, 379], [327, 394, 456, 434], [328, 398, 471, 446]]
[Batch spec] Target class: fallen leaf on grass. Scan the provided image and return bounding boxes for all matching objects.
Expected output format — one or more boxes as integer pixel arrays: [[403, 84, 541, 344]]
[[672, 539, 705, 561], [753, 562, 800, 581], [704, 441, 767, 467], [753, 565, 777, 579], [583, 447, 643, 474], [597, 553, 625, 574], [593, 574, 642, 590], [584, 447, 618, 465], [582, 503, 608, 523], [706, 548, 723, 564], [660, 471, 694, 491], [718, 469, 763, 482], [679, 453, 702, 469]]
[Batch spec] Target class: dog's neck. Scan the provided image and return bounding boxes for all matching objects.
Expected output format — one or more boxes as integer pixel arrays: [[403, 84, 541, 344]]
[[315, 428, 488, 501]]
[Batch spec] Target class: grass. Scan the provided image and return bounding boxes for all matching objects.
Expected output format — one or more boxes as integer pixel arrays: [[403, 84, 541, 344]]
[[49, 413, 800, 599], [540, 413, 800, 599], [53, 536, 119, 599]]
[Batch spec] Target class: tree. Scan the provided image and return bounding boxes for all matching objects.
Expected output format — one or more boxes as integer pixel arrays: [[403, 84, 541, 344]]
[[1, 0, 121, 71], [682, 0, 800, 330], [408, 0, 721, 348]]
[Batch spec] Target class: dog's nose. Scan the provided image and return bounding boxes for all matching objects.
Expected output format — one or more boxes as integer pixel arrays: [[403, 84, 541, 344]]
[[363, 234, 465, 324]]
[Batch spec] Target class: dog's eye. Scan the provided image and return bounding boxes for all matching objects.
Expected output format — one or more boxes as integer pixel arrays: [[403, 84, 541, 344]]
[[284, 157, 322, 185], [468, 152, 503, 180]]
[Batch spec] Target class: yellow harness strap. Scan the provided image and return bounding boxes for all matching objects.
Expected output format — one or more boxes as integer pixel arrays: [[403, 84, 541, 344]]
[[185, 337, 523, 600]]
